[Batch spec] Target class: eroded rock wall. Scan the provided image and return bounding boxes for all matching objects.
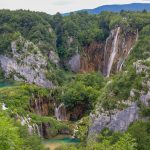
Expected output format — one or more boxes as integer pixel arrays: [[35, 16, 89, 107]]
[[0, 37, 54, 88], [67, 27, 138, 76]]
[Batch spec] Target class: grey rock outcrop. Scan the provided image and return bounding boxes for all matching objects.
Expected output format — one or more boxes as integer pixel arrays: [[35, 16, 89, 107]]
[[0, 37, 54, 88], [89, 58, 150, 138], [89, 103, 139, 137], [67, 54, 80, 73]]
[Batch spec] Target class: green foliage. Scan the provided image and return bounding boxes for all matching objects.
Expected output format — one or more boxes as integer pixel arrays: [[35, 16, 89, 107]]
[[16, 123, 45, 150], [0, 112, 23, 150], [46, 62, 74, 86], [127, 121, 150, 150], [61, 131, 137, 150], [87, 132, 137, 150], [59, 72, 104, 113], [76, 72, 105, 90], [75, 117, 89, 141], [61, 81, 99, 110], [0, 83, 50, 114], [0, 9, 56, 54], [0, 10, 150, 150]]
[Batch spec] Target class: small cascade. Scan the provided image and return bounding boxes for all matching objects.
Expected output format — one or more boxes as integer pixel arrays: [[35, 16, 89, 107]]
[[136, 29, 139, 42], [72, 124, 78, 138], [35, 124, 41, 137], [35, 99, 40, 115], [28, 124, 33, 135], [39, 124, 44, 137], [106, 27, 120, 77], [20, 115, 41, 136], [117, 47, 133, 71], [2, 103, 8, 110], [55, 103, 67, 121]]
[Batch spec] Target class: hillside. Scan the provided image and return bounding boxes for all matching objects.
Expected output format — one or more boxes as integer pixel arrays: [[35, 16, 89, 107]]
[[0, 10, 150, 150], [86, 3, 150, 14], [64, 3, 150, 15]]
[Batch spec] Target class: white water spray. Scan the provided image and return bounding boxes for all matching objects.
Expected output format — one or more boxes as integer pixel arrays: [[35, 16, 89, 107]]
[[106, 27, 120, 77], [55, 103, 67, 121], [2, 103, 8, 110]]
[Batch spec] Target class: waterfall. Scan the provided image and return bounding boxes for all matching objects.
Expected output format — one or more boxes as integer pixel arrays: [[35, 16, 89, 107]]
[[28, 124, 33, 135], [55, 103, 67, 121], [136, 29, 139, 42], [103, 35, 112, 75], [20, 115, 42, 136], [117, 29, 138, 71], [72, 124, 78, 138], [39, 124, 44, 137], [35, 124, 41, 136], [2, 103, 8, 110], [117, 47, 133, 71], [35, 99, 39, 114], [106, 27, 120, 77]]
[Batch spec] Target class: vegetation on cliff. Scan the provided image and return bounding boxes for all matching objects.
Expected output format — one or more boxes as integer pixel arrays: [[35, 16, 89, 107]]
[[0, 9, 150, 150]]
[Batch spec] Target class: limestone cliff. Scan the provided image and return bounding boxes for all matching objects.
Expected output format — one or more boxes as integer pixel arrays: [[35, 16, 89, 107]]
[[88, 57, 150, 138], [0, 37, 54, 88], [67, 27, 138, 76]]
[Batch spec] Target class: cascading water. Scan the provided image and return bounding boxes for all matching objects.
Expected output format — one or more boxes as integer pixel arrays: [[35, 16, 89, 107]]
[[35, 124, 41, 136], [35, 99, 40, 115], [106, 27, 120, 77], [136, 29, 139, 42], [2, 103, 8, 110], [117, 29, 138, 71], [103, 35, 112, 75], [20, 115, 41, 136], [117, 47, 133, 71], [55, 103, 67, 121]]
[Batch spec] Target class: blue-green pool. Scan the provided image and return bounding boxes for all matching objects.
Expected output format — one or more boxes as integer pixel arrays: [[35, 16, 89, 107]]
[[44, 137, 80, 150], [44, 137, 80, 144], [0, 81, 16, 88]]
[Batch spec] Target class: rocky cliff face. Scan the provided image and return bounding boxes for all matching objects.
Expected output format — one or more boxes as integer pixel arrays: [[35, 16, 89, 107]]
[[103, 27, 138, 76], [88, 57, 150, 138], [89, 103, 139, 138], [30, 95, 85, 122], [80, 42, 104, 73], [67, 27, 138, 76], [0, 37, 54, 88], [30, 96, 55, 116]]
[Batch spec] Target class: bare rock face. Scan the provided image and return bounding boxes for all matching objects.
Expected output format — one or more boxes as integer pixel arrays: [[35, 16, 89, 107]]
[[80, 42, 105, 73], [67, 27, 138, 75], [30, 97, 55, 116], [0, 37, 54, 88], [103, 27, 138, 76], [89, 103, 139, 137], [89, 58, 150, 139], [67, 54, 80, 73]]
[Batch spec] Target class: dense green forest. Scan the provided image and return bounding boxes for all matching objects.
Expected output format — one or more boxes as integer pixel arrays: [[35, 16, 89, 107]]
[[0, 9, 150, 150]]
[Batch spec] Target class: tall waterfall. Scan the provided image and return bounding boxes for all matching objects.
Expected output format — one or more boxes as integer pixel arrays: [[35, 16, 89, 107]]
[[103, 35, 112, 75], [106, 27, 120, 77], [55, 103, 67, 121]]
